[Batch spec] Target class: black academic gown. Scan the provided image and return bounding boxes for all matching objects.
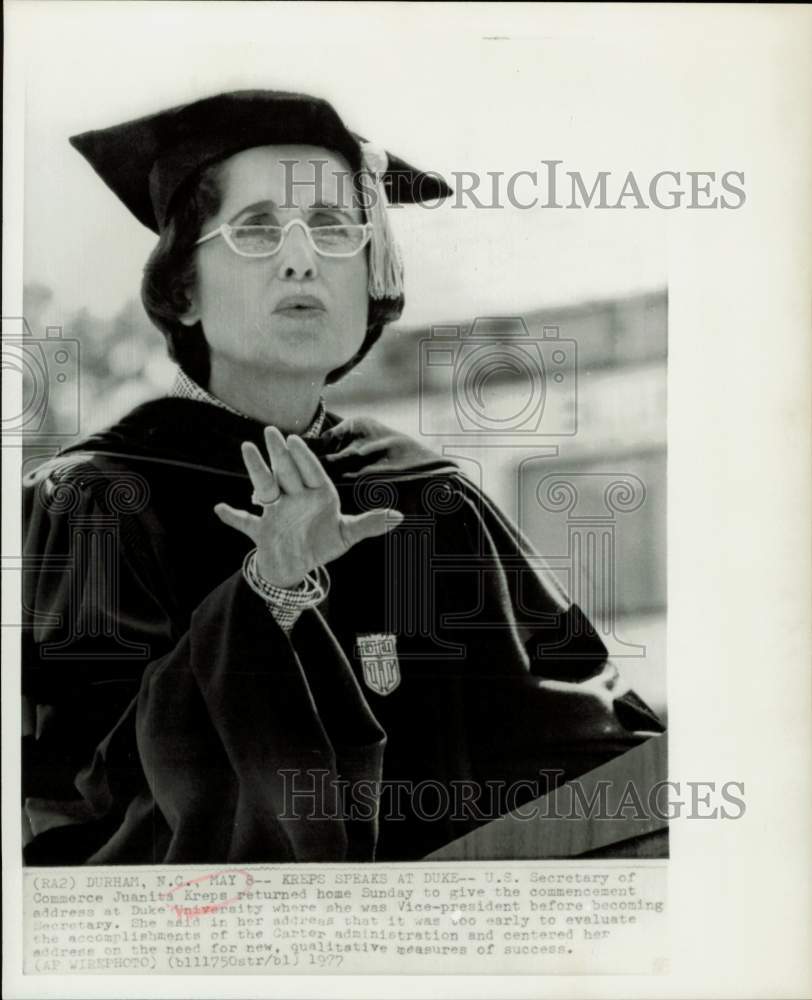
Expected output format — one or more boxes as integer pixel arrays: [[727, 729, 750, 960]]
[[21, 398, 663, 866]]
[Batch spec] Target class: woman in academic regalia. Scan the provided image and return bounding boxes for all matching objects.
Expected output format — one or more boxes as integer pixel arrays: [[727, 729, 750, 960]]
[[22, 91, 663, 866]]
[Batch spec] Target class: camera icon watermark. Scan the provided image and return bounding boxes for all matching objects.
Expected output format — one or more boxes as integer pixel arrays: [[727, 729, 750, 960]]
[[1, 316, 80, 440], [418, 317, 577, 440]]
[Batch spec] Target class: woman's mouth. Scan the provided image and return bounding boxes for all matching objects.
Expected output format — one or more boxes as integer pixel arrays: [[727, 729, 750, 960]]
[[273, 295, 326, 318]]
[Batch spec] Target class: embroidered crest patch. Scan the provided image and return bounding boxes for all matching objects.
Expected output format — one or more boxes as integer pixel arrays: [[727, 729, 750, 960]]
[[356, 633, 400, 696]]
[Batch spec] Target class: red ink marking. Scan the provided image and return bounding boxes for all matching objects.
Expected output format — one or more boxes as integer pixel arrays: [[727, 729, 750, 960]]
[[161, 868, 254, 920]]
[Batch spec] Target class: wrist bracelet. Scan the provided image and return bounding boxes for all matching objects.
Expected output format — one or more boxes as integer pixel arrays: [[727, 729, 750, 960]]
[[242, 548, 331, 609]]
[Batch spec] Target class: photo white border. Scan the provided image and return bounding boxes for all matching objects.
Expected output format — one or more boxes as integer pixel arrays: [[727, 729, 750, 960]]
[[4, 3, 811, 997]]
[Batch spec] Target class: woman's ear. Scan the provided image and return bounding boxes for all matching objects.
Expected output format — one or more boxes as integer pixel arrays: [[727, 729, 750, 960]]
[[179, 289, 201, 327]]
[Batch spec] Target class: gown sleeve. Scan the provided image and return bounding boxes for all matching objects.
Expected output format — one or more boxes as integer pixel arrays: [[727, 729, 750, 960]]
[[22, 454, 385, 865], [412, 471, 664, 793]]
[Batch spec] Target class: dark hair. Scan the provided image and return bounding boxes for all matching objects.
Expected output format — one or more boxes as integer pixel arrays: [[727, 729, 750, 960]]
[[141, 157, 404, 388]]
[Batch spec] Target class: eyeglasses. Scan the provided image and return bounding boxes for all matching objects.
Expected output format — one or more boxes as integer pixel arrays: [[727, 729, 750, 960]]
[[195, 218, 373, 258]]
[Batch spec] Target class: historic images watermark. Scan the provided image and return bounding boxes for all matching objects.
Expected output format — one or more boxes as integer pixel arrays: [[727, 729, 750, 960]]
[[439, 165, 746, 211], [272, 159, 746, 211], [418, 318, 576, 439], [1, 317, 81, 443], [277, 771, 744, 824]]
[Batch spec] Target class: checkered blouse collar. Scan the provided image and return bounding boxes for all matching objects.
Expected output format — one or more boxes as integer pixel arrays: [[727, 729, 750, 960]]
[[169, 368, 327, 439]]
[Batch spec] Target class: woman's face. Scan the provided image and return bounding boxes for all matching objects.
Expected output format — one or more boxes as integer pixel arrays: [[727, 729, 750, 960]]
[[182, 144, 368, 382]]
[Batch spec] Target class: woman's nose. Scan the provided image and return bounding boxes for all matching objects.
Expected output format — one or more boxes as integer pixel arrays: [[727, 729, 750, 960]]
[[276, 221, 318, 281]]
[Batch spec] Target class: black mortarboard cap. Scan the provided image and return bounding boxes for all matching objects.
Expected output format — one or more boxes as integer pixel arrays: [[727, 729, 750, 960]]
[[69, 90, 453, 234]]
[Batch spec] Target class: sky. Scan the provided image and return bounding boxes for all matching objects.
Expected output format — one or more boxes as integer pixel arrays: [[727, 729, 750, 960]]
[[8, 2, 703, 328]]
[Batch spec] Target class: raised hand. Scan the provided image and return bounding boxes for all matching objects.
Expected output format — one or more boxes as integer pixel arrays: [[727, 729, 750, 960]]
[[214, 426, 403, 588]]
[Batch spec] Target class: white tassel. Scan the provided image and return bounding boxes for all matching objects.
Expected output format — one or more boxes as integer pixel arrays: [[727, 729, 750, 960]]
[[360, 141, 404, 300]]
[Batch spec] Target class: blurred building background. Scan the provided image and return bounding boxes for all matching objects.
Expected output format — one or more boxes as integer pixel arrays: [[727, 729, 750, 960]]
[[17, 282, 666, 718]]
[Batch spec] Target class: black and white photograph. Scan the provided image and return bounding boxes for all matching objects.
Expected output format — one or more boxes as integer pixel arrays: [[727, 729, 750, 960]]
[[3, 2, 810, 997], [17, 11, 669, 869]]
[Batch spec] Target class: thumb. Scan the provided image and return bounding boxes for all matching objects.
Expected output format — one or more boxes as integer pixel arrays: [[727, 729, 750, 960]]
[[340, 508, 403, 548], [213, 503, 259, 540]]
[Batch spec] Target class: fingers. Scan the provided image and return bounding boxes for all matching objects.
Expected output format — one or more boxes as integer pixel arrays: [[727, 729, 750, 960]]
[[242, 429, 328, 507], [287, 434, 330, 488], [263, 426, 304, 494], [321, 415, 389, 442], [319, 417, 355, 444], [214, 502, 260, 540], [325, 435, 398, 462], [339, 508, 404, 548], [241, 441, 280, 503], [322, 416, 398, 463]]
